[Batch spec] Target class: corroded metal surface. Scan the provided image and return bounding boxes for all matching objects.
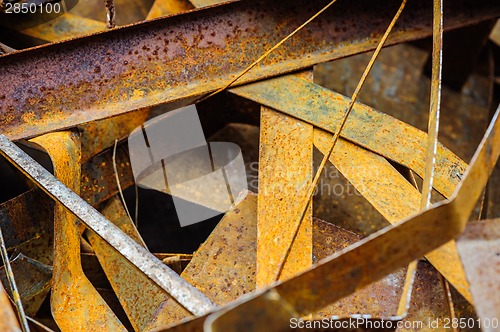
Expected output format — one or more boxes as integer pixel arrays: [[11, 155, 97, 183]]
[[0, 253, 51, 317], [314, 43, 492, 164], [400, 260, 453, 331], [31, 132, 126, 331], [267, 0, 407, 287], [11, 229, 54, 267], [87, 196, 168, 331], [314, 130, 420, 223], [0, 143, 135, 261], [0, 134, 216, 316], [0, 225, 29, 331], [0, 254, 52, 316], [0, 0, 498, 329], [20, 138, 135, 207], [165, 104, 500, 331], [79, 109, 151, 163], [457, 219, 500, 330], [20, 11, 166, 165], [147, 192, 410, 330], [312, 219, 407, 320], [0, 0, 498, 140], [19, 14, 154, 164], [232, 73, 474, 301], [145, 193, 258, 330], [269, 103, 499, 315], [0, 189, 53, 250], [300, 1, 469, 301], [257, 72, 313, 286], [80, 142, 134, 206]]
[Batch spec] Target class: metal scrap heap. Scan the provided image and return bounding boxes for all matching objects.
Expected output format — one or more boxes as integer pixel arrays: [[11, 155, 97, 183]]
[[0, 0, 499, 331]]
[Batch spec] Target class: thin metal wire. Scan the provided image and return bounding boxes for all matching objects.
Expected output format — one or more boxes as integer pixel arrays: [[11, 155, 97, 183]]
[[105, 0, 116, 29], [27, 316, 55, 332], [420, 0, 444, 210], [275, 0, 408, 281], [196, 0, 339, 103], [0, 227, 30, 332], [440, 273, 458, 332], [395, 168, 420, 317], [420, 3, 459, 330], [134, 183, 139, 228], [422, 0, 458, 320], [113, 139, 134, 224]]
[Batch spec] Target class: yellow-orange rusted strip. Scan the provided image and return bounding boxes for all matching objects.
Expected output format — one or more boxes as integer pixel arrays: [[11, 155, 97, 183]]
[[31, 132, 126, 332]]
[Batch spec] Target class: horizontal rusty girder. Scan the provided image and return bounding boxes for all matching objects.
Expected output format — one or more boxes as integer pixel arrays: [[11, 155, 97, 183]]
[[1, 0, 499, 140]]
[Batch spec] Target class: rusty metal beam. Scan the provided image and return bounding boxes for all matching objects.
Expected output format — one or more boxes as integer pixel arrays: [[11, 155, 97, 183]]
[[0, 0, 498, 140], [257, 107, 313, 286]]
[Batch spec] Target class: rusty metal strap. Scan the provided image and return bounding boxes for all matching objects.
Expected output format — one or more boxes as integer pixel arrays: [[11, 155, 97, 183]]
[[0, 0, 498, 140], [0, 135, 216, 316], [170, 104, 500, 331], [229, 75, 466, 198]]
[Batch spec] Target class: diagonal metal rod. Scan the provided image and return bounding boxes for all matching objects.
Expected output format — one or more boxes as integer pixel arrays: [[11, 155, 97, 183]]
[[397, 0, 446, 320], [104, 0, 116, 29], [0, 227, 30, 332], [275, 0, 407, 280], [421, 0, 444, 210], [0, 135, 215, 316], [421, 0, 460, 326]]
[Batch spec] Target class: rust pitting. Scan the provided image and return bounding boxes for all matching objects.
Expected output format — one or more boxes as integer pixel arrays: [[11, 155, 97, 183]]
[[1, 0, 497, 140]]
